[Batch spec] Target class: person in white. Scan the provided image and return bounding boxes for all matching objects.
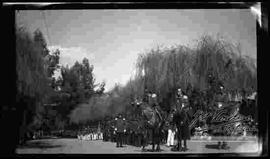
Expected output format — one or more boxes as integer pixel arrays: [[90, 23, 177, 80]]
[[167, 125, 176, 147], [100, 132, 103, 140], [167, 110, 176, 147]]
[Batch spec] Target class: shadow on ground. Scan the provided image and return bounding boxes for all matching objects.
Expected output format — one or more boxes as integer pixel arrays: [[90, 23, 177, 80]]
[[134, 148, 165, 152], [205, 144, 220, 150], [18, 141, 62, 149]]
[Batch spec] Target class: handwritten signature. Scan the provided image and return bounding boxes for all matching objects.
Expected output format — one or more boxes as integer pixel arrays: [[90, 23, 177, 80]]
[[189, 109, 253, 132]]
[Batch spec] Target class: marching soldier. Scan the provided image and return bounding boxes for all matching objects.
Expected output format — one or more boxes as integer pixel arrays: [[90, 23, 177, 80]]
[[115, 114, 126, 148]]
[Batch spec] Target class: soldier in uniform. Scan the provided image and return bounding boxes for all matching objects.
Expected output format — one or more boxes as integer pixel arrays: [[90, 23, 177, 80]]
[[115, 114, 126, 148], [215, 86, 230, 150], [151, 93, 163, 120], [173, 95, 191, 152], [122, 115, 127, 145]]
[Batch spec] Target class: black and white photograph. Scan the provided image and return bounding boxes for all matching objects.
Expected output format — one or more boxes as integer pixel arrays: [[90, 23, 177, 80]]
[[2, 2, 267, 156]]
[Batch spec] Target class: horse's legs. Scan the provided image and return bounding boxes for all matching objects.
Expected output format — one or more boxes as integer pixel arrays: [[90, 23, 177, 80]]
[[141, 137, 145, 151], [141, 133, 147, 151], [183, 139, 187, 151], [156, 137, 161, 151], [152, 129, 156, 152], [156, 131, 161, 151], [179, 139, 184, 151]]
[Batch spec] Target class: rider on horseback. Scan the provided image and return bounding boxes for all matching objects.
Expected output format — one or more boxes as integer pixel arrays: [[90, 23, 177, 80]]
[[137, 90, 166, 152]]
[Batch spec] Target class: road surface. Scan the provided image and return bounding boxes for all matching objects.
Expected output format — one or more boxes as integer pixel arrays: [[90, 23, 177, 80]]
[[16, 138, 260, 155]]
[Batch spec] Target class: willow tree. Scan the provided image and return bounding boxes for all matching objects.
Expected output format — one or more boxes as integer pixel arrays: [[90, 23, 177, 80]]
[[133, 34, 256, 111], [194, 35, 257, 96], [81, 34, 257, 119]]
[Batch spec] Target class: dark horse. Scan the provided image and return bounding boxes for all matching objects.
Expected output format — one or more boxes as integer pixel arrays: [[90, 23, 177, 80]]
[[135, 100, 166, 152]]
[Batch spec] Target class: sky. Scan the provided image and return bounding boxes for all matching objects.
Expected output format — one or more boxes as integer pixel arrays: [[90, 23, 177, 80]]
[[16, 9, 257, 92]]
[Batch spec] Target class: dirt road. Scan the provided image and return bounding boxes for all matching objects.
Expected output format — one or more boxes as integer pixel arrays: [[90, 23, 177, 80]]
[[16, 138, 260, 155]]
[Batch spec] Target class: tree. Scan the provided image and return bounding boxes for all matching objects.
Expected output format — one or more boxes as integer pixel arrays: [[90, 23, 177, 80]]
[[52, 58, 104, 127], [16, 27, 52, 142], [81, 58, 95, 99], [127, 34, 256, 113]]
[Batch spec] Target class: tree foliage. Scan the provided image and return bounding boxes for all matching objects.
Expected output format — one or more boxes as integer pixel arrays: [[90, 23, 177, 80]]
[[109, 35, 257, 115], [16, 25, 105, 136], [17, 25, 256, 134], [16, 27, 55, 142], [76, 35, 256, 123]]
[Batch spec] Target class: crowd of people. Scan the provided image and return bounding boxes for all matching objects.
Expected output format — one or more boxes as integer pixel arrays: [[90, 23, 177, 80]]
[[99, 85, 257, 151], [61, 84, 257, 152], [96, 88, 190, 151]]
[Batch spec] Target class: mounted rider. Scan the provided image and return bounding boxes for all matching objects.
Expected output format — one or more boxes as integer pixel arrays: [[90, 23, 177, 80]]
[[139, 89, 166, 151]]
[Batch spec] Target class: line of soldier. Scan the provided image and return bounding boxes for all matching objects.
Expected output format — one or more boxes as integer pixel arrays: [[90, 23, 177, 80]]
[[101, 89, 180, 148], [102, 114, 149, 148], [77, 128, 103, 141]]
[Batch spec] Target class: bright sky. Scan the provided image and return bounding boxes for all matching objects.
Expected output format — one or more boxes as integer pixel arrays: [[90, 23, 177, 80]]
[[16, 9, 257, 92]]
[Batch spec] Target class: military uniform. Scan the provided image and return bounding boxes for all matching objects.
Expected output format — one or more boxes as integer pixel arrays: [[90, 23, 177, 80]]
[[115, 115, 126, 147], [213, 87, 230, 150], [173, 104, 191, 151]]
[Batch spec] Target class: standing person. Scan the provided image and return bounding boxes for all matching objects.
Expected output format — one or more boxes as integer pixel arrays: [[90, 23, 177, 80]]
[[167, 123, 176, 147], [122, 116, 127, 145], [115, 114, 126, 148], [173, 98, 191, 152], [218, 86, 230, 150], [214, 103, 229, 150], [166, 109, 176, 147]]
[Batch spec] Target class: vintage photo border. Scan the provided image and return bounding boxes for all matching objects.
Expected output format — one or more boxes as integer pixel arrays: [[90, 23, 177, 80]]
[[1, 1, 268, 157]]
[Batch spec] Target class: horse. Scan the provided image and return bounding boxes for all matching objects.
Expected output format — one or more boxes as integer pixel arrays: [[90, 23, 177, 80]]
[[134, 100, 167, 152]]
